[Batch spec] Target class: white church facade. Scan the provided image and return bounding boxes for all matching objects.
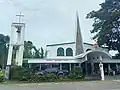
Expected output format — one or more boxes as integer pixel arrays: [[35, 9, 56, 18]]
[[6, 12, 120, 81], [23, 12, 120, 78]]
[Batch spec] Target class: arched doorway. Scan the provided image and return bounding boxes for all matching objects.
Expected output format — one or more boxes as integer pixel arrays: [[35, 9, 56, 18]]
[[76, 50, 112, 76]]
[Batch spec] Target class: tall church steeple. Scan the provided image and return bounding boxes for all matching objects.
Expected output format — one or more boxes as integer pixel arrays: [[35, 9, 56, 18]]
[[75, 11, 84, 55]]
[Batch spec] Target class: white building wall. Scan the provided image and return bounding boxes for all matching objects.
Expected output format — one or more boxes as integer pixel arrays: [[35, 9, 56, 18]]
[[46, 42, 108, 58], [46, 43, 75, 58]]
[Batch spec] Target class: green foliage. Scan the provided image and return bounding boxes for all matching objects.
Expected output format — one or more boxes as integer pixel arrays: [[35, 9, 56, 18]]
[[0, 71, 4, 82], [45, 73, 58, 82], [23, 41, 44, 58], [29, 73, 58, 82], [11, 66, 85, 82], [23, 41, 34, 58], [11, 66, 58, 82], [87, 0, 120, 55], [68, 67, 85, 80], [29, 74, 46, 82], [11, 66, 32, 81], [0, 34, 10, 69]]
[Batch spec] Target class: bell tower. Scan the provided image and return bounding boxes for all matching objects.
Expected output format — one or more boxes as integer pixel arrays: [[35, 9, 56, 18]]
[[5, 12, 25, 80]]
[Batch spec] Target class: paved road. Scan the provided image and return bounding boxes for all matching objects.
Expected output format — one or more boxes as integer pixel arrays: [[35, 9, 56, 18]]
[[1, 80, 120, 90]]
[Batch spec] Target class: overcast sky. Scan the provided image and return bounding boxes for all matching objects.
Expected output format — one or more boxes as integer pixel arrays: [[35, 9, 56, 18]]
[[0, 0, 104, 48]]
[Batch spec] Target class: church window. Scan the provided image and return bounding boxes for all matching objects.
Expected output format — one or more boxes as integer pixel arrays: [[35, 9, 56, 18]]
[[66, 48, 73, 56], [57, 47, 64, 56]]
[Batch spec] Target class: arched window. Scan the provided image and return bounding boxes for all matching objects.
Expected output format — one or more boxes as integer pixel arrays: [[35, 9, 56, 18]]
[[66, 48, 73, 56], [57, 47, 64, 56]]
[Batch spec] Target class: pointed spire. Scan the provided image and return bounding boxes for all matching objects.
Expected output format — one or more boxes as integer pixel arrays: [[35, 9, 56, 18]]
[[75, 11, 84, 55]]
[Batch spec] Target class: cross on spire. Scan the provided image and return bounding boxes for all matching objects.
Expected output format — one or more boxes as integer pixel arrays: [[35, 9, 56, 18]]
[[16, 12, 24, 23]]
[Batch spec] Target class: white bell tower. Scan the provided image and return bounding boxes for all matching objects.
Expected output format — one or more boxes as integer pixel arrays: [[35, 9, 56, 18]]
[[5, 12, 25, 80]]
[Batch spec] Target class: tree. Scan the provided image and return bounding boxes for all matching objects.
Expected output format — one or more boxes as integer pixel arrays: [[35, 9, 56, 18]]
[[23, 41, 33, 58], [33, 46, 41, 58], [23, 41, 44, 58], [86, 0, 120, 56], [0, 34, 10, 69]]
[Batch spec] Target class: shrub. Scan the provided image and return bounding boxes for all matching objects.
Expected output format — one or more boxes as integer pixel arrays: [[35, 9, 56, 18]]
[[11, 66, 85, 82], [11, 66, 32, 81], [45, 73, 58, 82], [29, 74, 46, 82], [68, 67, 85, 80], [28, 73, 58, 82], [11, 66, 58, 82], [0, 71, 4, 82]]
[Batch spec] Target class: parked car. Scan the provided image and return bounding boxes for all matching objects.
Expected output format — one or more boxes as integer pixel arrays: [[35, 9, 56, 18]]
[[36, 68, 69, 77]]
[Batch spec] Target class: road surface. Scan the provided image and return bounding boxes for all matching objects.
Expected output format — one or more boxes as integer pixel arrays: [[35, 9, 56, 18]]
[[0, 80, 120, 90]]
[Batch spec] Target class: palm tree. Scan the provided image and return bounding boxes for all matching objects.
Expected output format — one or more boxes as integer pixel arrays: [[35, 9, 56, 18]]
[[23, 41, 44, 58]]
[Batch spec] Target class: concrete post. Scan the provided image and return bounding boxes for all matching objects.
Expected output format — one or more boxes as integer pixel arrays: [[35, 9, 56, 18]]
[[116, 63, 119, 72], [60, 63, 62, 70], [50, 64, 52, 68], [79, 63, 82, 73], [5, 25, 15, 80], [85, 55, 88, 75], [91, 63, 94, 75], [108, 64, 111, 75], [17, 45, 24, 66], [5, 45, 13, 80], [39, 64, 41, 70], [29, 64, 31, 68], [85, 62, 87, 75], [69, 63, 72, 72], [79, 63, 81, 68], [17, 25, 25, 66]]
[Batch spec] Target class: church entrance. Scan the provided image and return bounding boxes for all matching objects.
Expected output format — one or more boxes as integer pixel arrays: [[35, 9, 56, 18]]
[[81, 62, 120, 77], [75, 50, 112, 80], [81, 62, 100, 76]]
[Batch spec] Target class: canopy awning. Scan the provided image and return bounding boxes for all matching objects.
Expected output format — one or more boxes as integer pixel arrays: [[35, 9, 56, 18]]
[[75, 50, 112, 59]]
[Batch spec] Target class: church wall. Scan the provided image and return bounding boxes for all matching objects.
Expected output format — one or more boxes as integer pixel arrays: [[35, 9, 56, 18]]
[[46, 43, 75, 58], [46, 43, 95, 58], [46, 42, 108, 58]]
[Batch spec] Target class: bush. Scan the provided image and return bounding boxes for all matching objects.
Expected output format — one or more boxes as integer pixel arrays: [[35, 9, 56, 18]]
[[29, 74, 46, 82], [11, 66, 58, 82], [11, 66, 32, 81], [45, 73, 58, 82], [29, 73, 58, 82], [68, 67, 85, 80], [0, 71, 4, 82], [11, 66, 85, 82]]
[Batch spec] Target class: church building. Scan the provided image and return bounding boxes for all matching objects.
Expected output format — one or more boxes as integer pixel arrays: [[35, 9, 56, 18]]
[[24, 12, 120, 77]]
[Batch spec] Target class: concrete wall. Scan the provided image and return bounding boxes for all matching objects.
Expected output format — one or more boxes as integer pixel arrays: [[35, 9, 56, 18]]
[[46, 43, 106, 58], [46, 43, 75, 58]]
